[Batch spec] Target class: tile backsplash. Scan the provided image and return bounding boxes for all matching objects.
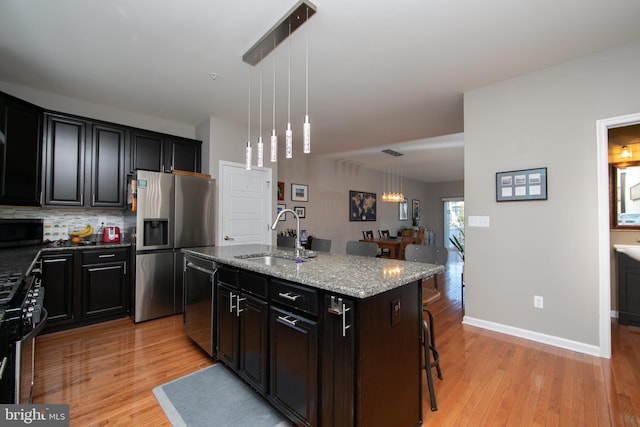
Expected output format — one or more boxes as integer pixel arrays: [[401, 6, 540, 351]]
[[0, 207, 125, 240]]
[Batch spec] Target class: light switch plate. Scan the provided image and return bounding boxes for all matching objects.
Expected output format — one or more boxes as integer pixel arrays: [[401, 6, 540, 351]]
[[468, 215, 490, 227]]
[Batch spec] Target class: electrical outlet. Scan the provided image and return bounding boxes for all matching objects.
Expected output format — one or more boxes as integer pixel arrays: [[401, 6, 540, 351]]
[[391, 298, 401, 326], [534, 295, 544, 309], [98, 216, 107, 226]]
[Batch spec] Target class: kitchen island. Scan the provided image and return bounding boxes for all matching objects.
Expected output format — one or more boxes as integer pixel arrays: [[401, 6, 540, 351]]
[[183, 244, 444, 427]]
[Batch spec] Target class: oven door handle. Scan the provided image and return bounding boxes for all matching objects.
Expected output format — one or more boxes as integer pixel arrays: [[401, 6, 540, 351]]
[[21, 308, 48, 343]]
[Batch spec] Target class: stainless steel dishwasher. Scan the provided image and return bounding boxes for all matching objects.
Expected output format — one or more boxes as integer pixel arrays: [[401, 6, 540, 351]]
[[183, 253, 217, 356]]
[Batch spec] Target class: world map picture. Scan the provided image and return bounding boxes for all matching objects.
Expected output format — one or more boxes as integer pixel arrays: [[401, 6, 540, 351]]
[[349, 190, 376, 221]]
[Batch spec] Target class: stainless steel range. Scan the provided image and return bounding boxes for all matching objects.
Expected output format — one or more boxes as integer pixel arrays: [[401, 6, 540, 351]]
[[0, 218, 48, 404]]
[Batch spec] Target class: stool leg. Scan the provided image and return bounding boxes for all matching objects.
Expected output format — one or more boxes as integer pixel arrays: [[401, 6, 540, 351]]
[[426, 310, 443, 380], [422, 319, 438, 411]]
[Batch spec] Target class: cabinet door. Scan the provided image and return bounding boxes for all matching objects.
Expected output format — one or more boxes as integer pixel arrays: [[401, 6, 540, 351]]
[[164, 137, 201, 173], [130, 130, 163, 172], [618, 253, 640, 326], [216, 282, 239, 369], [91, 123, 126, 207], [0, 93, 42, 206], [81, 262, 127, 319], [269, 306, 318, 427], [321, 295, 355, 427], [44, 114, 86, 206], [239, 293, 268, 395], [41, 253, 75, 328]]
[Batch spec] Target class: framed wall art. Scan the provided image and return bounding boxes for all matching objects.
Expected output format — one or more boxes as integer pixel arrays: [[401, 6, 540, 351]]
[[291, 183, 309, 202], [277, 204, 286, 220], [496, 167, 547, 202], [294, 206, 306, 218], [277, 181, 285, 201], [349, 190, 377, 221], [399, 198, 408, 220]]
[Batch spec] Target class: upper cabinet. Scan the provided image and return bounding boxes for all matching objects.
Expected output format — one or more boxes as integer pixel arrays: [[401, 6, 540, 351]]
[[0, 92, 43, 206], [44, 113, 127, 208], [131, 129, 201, 173]]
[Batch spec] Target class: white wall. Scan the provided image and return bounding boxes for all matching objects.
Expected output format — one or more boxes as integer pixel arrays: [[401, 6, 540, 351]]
[[275, 153, 432, 254], [463, 40, 640, 352]]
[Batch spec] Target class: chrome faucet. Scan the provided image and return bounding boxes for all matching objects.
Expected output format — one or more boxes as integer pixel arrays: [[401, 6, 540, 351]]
[[272, 208, 305, 259]]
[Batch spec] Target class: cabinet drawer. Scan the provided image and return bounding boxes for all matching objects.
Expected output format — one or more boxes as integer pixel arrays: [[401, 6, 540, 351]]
[[82, 248, 128, 264], [270, 279, 318, 316], [218, 265, 239, 287], [240, 271, 268, 298]]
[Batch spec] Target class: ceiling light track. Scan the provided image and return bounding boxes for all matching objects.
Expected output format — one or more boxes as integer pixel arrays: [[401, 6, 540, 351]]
[[242, 0, 316, 66]]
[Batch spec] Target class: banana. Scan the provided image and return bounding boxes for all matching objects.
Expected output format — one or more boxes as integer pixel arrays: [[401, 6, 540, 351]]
[[78, 225, 94, 238], [70, 225, 94, 238]]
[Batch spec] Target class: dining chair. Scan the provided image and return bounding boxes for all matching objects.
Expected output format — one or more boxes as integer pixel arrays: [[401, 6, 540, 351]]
[[414, 228, 426, 245], [346, 241, 378, 257], [397, 230, 414, 260], [310, 238, 332, 252], [377, 230, 391, 256], [276, 235, 296, 248], [362, 230, 374, 240]]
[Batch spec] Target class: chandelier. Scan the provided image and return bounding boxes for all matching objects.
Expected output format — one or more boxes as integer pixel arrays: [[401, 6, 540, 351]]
[[381, 149, 404, 202], [243, 0, 316, 170]]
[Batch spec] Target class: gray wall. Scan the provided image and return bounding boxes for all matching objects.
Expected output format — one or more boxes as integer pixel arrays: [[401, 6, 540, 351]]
[[463, 40, 640, 351]]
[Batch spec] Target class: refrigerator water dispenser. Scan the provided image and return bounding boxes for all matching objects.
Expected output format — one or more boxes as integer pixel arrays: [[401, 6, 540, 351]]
[[143, 219, 169, 246]]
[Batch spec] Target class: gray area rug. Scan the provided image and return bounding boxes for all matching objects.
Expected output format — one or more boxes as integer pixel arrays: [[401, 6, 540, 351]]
[[153, 364, 292, 427]]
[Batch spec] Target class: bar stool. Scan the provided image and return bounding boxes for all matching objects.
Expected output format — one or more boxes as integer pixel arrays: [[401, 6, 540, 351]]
[[422, 287, 442, 411]]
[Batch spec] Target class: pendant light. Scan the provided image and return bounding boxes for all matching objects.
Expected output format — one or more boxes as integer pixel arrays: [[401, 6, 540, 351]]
[[245, 73, 252, 170], [285, 21, 293, 159], [270, 41, 278, 163], [381, 149, 404, 202], [302, 6, 311, 154], [257, 52, 264, 167]]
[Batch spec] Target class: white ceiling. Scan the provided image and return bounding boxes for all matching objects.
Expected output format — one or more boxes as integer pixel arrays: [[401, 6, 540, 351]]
[[1, 0, 640, 183]]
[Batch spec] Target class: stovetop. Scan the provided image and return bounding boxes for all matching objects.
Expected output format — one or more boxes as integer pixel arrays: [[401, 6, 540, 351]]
[[0, 273, 23, 305]]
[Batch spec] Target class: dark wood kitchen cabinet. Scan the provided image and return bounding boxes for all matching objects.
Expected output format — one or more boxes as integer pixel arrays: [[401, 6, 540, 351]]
[[41, 247, 130, 334], [130, 129, 201, 173], [617, 252, 640, 326], [81, 248, 128, 320], [216, 268, 269, 395], [44, 113, 126, 208], [0, 91, 43, 206], [321, 295, 355, 427], [41, 252, 75, 328]]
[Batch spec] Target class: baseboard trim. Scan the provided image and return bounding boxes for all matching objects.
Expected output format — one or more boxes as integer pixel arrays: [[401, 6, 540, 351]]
[[462, 316, 601, 357]]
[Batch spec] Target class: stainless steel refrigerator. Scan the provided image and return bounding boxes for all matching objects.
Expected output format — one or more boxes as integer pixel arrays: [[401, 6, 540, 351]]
[[125, 170, 215, 323]]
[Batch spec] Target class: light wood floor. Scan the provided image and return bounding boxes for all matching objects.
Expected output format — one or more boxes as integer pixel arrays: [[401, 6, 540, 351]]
[[34, 258, 640, 426]]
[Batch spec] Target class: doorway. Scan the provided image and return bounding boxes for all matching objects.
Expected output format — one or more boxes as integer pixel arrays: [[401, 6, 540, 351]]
[[597, 112, 640, 359], [443, 198, 464, 253]]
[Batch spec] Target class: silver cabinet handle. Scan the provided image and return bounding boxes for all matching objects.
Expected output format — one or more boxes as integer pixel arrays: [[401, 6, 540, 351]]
[[278, 292, 301, 301], [88, 265, 120, 273], [342, 303, 351, 337], [277, 315, 298, 327], [98, 254, 116, 258], [224, 236, 235, 241], [0, 356, 7, 380], [229, 293, 236, 313], [328, 296, 351, 337], [236, 297, 246, 317]]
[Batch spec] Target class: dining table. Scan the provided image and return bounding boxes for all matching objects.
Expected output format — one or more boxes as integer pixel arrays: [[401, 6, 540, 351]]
[[359, 238, 402, 259]]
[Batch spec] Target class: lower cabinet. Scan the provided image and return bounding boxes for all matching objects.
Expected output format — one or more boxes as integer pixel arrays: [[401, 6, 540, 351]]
[[41, 252, 75, 327], [81, 248, 128, 319], [41, 247, 130, 333], [216, 268, 268, 395], [269, 306, 318, 427], [617, 252, 640, 326]]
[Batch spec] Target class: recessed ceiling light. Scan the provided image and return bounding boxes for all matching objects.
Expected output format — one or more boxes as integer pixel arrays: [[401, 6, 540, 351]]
[[209, 73, 218, 80]]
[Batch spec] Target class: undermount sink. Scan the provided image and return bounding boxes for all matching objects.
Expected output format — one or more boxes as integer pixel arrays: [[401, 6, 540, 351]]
[[613, 244, 640, 262], [241, 255, 302, 266]]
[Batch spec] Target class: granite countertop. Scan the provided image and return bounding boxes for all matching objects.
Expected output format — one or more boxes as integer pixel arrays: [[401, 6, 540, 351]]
[[0, 241, 132, 278], [183, 244, 444, 299]]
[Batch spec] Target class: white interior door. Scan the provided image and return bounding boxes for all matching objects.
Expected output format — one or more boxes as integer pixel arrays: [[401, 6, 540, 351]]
[[218, 161, 272, 246]]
